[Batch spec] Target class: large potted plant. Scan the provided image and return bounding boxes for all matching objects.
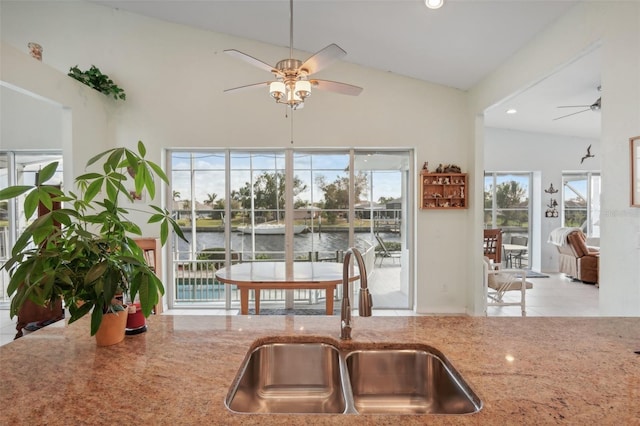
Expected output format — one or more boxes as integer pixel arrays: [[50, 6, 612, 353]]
[[0, 141, 185, 344]]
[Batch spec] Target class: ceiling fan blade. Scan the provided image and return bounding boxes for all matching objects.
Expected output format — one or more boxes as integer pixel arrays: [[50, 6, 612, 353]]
[[224, 49, 276, 74], [552, 108, 591, 121], [224, 81, 271, 93], [310, 79, 363, 96], [300, 44, 347, 75], [557, 104, 591, 109]]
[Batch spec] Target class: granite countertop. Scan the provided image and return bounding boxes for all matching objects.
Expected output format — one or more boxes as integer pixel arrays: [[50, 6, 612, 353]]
[[1, 315, 639, 425]]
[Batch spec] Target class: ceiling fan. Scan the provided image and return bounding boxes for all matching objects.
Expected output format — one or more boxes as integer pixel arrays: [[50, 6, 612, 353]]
[[553, 96, 601, 121], [223, 0, 363, 110]]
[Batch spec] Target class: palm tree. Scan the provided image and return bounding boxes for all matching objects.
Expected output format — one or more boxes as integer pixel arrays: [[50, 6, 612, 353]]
[[172, 190, 181, 201], [204, 192, 217, 206]]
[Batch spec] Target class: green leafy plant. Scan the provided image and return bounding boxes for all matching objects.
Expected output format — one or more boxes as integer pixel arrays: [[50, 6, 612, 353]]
[[0, 141, 186, 335], [68, 65, 126, 100]]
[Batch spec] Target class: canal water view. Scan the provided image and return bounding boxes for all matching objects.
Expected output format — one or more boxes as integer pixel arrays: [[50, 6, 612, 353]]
[[177, 230, 401, 259]]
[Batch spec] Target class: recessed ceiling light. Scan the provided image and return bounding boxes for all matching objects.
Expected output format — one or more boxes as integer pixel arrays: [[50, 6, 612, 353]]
[[506, 108, 518, 115], [425, 0, 444, 10]]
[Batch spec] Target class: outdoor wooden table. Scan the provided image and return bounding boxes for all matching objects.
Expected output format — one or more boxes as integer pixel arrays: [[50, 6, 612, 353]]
[[503, 243, 528, 255], [214, 261, 360, 315]]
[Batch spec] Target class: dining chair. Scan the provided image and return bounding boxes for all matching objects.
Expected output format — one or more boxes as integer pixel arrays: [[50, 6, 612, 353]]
[[483, 229, 502, 264]]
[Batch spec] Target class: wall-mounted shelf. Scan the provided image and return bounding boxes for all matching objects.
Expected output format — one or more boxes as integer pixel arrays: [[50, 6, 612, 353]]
[[420, 172, 467, 209]]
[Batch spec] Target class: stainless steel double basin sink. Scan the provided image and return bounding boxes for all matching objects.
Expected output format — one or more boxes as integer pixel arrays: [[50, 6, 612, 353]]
[[225, 337, 482, 415]]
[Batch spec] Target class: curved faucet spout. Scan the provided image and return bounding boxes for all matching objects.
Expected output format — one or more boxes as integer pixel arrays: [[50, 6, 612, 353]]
[[341, 247, 373, 340]]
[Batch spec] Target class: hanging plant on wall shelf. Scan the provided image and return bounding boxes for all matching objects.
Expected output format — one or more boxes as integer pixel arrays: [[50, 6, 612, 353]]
[[68, 65, 126, 100]]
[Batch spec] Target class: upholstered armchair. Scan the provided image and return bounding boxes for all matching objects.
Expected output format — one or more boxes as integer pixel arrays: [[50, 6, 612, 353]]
[[548, 227, 599, 284]]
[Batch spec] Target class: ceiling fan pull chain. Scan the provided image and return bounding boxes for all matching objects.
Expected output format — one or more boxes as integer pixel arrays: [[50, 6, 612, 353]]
[[290, 110, 295, 144]]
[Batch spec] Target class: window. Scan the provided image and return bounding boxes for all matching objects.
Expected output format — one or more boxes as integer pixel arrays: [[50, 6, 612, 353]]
[[168, 149, 413, 311], [562, 172, 600, 237], [484, 172, 531, 246], [0, 151, 63, 304], [293, 152, 350, 261], [484, 173, 531, 227]]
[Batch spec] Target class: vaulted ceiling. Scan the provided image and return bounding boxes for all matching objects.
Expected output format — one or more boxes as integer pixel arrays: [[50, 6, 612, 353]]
[[93, 0, 600, 139]]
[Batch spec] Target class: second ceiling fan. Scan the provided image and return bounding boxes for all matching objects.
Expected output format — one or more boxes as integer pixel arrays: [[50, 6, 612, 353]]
[[223, 0, 363, 110], [553, 97, 601, 121], [553, 85, 602, 121]]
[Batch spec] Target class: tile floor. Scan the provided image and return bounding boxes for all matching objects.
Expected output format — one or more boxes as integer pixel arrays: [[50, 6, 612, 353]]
[[0, 272, 599, 347], [486, 272, 599, 317], [0, 312, 67, 348]]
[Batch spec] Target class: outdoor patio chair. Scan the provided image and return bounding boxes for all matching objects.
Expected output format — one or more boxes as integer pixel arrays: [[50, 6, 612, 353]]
[[374, 233, 401, 266], [508, 235, 528, 268], [484, 257, 533, 317]]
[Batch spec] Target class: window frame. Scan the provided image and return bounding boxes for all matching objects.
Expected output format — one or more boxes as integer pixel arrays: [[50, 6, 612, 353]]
[[562, 172, 600, 237]]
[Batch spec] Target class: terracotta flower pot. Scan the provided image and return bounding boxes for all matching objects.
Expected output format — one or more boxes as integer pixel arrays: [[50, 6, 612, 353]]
[[95, 308, 128, 346]]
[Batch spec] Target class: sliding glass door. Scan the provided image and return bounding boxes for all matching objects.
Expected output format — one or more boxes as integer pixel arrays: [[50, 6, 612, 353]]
[[168, 149, 413, 311], [353, 151, 411, 308]]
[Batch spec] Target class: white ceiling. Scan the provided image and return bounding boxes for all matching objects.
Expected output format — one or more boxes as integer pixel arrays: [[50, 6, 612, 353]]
[[92, 0, 600, 139], [484, 47, 601, 139]]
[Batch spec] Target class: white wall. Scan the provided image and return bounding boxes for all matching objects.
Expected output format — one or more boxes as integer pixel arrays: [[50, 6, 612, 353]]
[[0, 1, 472, 314], [0, 42, 112, 194], [0, 85, 64, 151], [471, 2, 640, 316], [485, 127, 600, 272]]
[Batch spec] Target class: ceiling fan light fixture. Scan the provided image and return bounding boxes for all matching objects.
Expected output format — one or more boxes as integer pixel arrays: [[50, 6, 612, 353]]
[[269, 81, 286, 101], [425, 0, 444, 9], [287, 88, 304, 110], [294, 80, 311, 99], [287, 86, 302, 102]]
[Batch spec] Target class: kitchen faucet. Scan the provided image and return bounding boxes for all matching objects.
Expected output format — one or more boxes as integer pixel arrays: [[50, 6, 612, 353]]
[[341, 247, 373, 340]]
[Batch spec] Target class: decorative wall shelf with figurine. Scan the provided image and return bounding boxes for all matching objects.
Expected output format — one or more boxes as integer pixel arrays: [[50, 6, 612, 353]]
[[420, 172, 468, 209]]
